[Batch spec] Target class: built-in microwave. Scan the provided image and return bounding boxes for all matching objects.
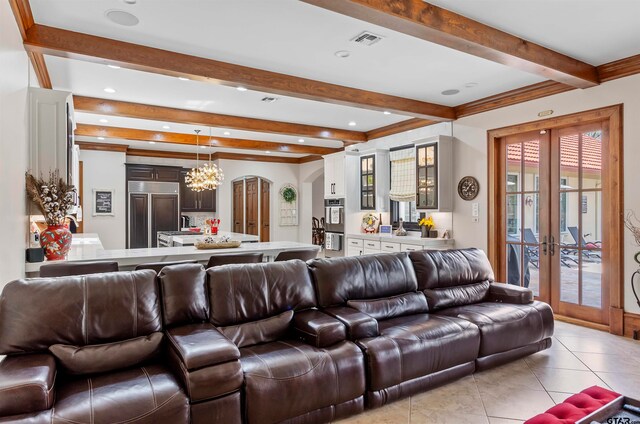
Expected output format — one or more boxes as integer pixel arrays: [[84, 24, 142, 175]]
[[324, 198, 344, 233]]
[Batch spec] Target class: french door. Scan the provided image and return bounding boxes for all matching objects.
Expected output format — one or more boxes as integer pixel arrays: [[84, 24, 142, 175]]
[[499, 121, 609, 325]]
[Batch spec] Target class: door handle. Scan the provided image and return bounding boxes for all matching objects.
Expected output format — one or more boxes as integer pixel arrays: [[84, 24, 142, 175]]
[[549, 235, 556, 256], [542, 236, 548, 255]]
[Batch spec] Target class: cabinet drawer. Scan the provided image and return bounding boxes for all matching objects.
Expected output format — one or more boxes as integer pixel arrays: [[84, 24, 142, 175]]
[[380, 242, 401, 253], [363, 240, 381, 250], [401, 243, 423, 252], [363, 248, 381, 255], [347, 238, 363, 248]]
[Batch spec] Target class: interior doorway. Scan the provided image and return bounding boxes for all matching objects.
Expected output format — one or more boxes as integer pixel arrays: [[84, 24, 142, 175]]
[[488, 106, 624, 332], [232, 176, 271, 242]]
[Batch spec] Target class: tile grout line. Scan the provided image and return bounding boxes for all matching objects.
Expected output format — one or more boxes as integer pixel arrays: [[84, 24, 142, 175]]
[[553, 335, 614, 390], [471, 373, 492, 422]]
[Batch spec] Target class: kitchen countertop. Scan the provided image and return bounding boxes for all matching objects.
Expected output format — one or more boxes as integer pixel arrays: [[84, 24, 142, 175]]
[[25, 234, 319, 274], [347, 233, 454, 246], [171, 231, 259, 245]]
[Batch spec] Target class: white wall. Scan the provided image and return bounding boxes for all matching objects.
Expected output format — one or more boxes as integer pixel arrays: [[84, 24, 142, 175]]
[[366, 74, 640, 314], [0, 1, 31, 289], [298, 160, 324, 244], [79, 150, 127, 249]]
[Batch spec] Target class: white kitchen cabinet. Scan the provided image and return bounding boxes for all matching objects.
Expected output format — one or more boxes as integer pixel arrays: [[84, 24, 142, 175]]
[[380, 242, 401, 253], [358, 150, 390, 212], [324, 152, 345, 198], [415, 136, 454, 212], [401, 243, 423, 252], [347, 245, 363, 257]]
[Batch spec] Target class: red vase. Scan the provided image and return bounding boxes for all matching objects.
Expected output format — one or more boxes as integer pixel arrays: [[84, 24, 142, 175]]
[[40, 224, 72, 261]]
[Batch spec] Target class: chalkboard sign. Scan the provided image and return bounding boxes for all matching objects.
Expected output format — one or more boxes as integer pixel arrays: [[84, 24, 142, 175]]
[[93, 189, 114, 216]]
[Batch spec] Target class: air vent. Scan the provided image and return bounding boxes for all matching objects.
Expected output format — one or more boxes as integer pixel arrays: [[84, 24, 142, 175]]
[[351, 31, 384, 46], [261, 96, 279, 103]]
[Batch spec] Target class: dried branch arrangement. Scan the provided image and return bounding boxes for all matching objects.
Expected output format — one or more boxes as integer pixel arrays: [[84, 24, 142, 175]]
[[624, 211, 640, 246], [25, 171, 77, 226]]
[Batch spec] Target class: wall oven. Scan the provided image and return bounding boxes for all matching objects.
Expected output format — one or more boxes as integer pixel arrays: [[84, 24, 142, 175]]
[[324, 198, 344, 257]]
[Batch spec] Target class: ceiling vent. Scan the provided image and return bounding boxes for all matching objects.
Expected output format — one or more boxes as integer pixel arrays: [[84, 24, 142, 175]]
[[351, 31, 384, 46], [261, 96, 279, 103]]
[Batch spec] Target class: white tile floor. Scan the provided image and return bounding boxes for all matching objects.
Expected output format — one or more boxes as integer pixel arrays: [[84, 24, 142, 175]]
[[336, 320, 640, 423]]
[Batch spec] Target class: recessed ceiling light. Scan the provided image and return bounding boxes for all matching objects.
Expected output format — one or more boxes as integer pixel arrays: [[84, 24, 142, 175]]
[[107, 64, 121, 69], [200, 146, 206, 149], [104, 87, 116, 93], [348, 121, 357, 127], [464, 82, 479, 88], [123, 0, 137, 4], [97, 137, 105, 140], [335, 50, 351, 58], [441, 89, 460, 96], [105, 10, 139, 26], [383, 111, 391, 115], [223, 131, 231, 136], [99, 118, 108, 123], [178, 77, 189, 81], [162, 125, 170, 129], [236, 86, 248, 92], [298, 139, 305, 143], [265, 151, 271, 154]]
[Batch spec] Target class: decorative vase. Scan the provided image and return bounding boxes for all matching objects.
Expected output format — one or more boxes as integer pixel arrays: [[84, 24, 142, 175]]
[[421, 226, 429, 238], [40, 224, 72, 261], [635, 251, 640, 265], [395, 219, 407, 236]]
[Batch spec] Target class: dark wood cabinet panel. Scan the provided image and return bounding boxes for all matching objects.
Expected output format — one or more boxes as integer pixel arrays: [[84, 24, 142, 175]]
[[155, 166, 181, 182], [129, 193, 148, 248], [126, 165, 155, 181], [245, 177, 259, 236], [200, 188, 216, 212], [150, 194, 179, 247], [260, 179, 270, 242], [233, 180, 244, 233], [179, 169, 216, 212]]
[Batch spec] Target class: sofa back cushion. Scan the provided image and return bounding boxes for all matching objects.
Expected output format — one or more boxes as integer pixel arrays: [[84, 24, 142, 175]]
[[347, 292, 428, 321], [308, 253, 417, 308], [49, 332, 163, 375], [0, 270, 161, 354], [159, 263, 209, 327], [409, 248, 494, 310], [207, 260, 315, 327], [219, 310, 293, 348]]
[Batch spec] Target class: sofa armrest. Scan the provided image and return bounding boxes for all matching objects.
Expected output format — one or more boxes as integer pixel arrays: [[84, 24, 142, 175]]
[[323, 306, 379, 340], [292, 309, 347, 348], [0, 353, 56, 417], [166, 323, 240, 371], [487, 282, 533, 304]]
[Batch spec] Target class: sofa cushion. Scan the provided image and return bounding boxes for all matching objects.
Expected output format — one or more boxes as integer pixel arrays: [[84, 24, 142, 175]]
[[219, 310, 293, 348], [0, 354, 56, 417], [435, 301, 554, 356], [51, 363, 189, 424], [0, 270, 161, 354], [207, 260, 315, 327], [240, 340, 364, 424], [159, 263, 209, 327], [308, 253, 417, 308], [409, 249, 494, 310], [347, 292, 428, 320], [358, 314, 480, 391], [49, 332, 163, 375]]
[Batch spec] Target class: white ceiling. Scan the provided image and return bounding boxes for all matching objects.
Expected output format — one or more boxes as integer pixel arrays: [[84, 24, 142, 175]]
[[427, 0, 640, 65], [29, 0, 640, 157]]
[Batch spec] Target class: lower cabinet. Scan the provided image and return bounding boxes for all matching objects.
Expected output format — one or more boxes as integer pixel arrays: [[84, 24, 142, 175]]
[[401, 243, 423, 252], [347, 246, 363, 257]]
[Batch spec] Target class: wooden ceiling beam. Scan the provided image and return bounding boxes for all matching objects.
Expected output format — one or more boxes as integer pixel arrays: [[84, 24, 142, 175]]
[[76, 124, 341, 156], [302, 0, 599, 89], [23, 24, 455, 120], [73, 96, 366, 143], [365, 118, 437, 140], [126, 148, 301, 164], [8, 0, 51, 88]]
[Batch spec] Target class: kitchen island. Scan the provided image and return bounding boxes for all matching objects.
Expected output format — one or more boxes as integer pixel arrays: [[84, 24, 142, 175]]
[[171, 231, 259, 246], [25, 233, 319, 275]]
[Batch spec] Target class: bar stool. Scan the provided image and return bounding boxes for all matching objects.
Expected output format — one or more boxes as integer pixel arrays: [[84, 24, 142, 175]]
[[39, 261, 119, 277], [206, 253, 264, 268], [135, 260, 199, 274], [274, 249, 318, 262]]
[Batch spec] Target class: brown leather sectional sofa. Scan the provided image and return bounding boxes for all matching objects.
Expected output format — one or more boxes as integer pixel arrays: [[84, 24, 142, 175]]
[[0, 248, 553, 424]]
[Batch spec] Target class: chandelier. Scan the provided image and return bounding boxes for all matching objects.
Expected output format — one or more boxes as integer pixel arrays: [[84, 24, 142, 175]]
[[184, 129, 224, 192]]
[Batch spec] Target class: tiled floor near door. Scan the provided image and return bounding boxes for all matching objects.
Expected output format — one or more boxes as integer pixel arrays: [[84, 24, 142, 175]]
[[335, 320, 640, 423]]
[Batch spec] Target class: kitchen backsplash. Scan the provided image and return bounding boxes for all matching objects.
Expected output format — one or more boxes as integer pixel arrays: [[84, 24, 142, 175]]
[[182, 212, 217, 229]]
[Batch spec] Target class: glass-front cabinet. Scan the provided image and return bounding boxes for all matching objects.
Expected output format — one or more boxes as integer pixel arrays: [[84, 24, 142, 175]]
[[360, 155, 375, 210], [416, 143, 438, 209]]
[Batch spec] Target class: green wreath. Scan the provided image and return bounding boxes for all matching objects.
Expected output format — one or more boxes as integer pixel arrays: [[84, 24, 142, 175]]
[[282, 187, 296, 203]]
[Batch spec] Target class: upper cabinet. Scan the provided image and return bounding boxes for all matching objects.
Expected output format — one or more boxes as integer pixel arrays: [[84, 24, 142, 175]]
[[359, 150, 390, 211], [126, 164, 181, 182], [416, 137, 453, 211], [179, 169, 216, 212], [324, 152, 345, 198]]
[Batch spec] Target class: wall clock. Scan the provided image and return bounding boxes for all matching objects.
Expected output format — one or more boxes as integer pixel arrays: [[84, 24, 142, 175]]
[[457, 176, 479, 201]]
